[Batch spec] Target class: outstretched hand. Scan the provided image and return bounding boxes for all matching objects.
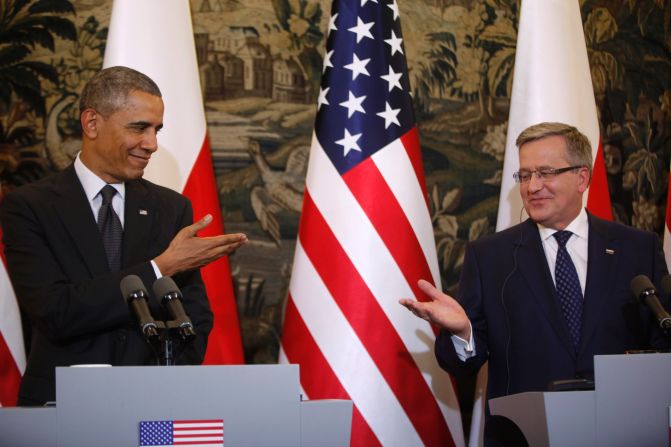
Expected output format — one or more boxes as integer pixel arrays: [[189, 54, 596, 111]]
[[154, 214, 248, 277], [399, 279, 471, 340]]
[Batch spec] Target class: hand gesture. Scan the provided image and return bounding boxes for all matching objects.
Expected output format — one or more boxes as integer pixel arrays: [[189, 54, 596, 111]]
[[154, 214, 248, 277], [399, 279, 471, 340]]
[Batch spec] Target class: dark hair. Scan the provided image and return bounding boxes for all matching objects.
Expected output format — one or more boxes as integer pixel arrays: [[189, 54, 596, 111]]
[[79, 66, 162, 117]]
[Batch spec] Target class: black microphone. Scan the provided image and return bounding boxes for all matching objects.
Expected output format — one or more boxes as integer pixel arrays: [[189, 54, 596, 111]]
[[153, 276, 196, 339], [630, 275, 671, 331], [120, 275, 159, 338]]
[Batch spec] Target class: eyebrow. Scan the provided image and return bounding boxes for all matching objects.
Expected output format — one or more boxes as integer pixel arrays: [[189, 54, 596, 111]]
[[127, 121, 163, 131]]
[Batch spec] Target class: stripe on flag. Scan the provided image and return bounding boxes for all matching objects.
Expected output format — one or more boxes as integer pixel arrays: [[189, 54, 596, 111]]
[[0, 228, 25, 407], [281, 1, 464, 445], [103, 0, 244, 363]]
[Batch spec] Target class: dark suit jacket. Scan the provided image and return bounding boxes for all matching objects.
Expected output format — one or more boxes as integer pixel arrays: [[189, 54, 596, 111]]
[[1, 164, 213, 405], [435, 213, 668, 443]]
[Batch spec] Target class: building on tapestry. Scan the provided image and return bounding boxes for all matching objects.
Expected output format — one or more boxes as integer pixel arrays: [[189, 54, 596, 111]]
[[219, 52, 245, 97], [200, 55, 226, 101], [233, 31, 273, 97], [196, 26, 273, 100], [272, 56, 311, 104]]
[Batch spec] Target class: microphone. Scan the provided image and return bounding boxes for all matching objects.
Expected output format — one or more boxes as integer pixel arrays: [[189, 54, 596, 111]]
[[120, 275, 159, 338], [153, 276, 196, 339], [630, 275, 671, 331]]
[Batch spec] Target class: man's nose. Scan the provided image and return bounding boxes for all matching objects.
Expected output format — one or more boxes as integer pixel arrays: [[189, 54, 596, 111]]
[[142, 131, 159, 152], [527, 173, 544, 192]]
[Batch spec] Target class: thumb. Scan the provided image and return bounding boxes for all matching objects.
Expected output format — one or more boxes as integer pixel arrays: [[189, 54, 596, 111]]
[[417, 279, 442, 302], [186, 214, 213, 236]]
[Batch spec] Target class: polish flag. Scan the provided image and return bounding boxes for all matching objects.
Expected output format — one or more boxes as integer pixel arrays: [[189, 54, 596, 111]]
[[495, 0, 612, 232], [103, 0, 244, 363], [0, 229, 25, 406]]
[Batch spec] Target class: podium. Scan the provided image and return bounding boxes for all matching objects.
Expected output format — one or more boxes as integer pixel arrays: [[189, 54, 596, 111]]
[[0, 365, 352, 447], [489, 353, 671, 446]]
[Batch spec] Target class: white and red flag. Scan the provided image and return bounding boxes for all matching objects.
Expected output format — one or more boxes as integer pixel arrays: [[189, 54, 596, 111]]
[[280, 1, 464, 445], [495, 0, 612, 231], [0, 229, 25, 406], [103, 0, 244, 363]]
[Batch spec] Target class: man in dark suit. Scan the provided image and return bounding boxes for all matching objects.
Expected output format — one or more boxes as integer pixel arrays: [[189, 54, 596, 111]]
[[1, 66, 248, 406], [400, 122, 669, 445]]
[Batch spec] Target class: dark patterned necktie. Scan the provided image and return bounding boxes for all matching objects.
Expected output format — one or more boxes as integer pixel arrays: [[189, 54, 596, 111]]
[[553, 230, 583, 352], [98, 185, 123, 271]]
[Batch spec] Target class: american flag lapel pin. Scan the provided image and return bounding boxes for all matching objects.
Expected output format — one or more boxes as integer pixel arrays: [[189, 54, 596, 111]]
[[139, 209, 148, 216], [605, 249, 615, 255]]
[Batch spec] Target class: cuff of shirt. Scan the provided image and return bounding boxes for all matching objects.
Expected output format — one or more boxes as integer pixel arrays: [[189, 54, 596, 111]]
[[450, 321, 475, 361], [150, 260, 162, 279]]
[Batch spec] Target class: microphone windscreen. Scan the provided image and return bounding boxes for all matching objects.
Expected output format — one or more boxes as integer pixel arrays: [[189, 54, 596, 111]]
[[120, 275, 147, 302], [661, 275, 671, 299], [630, 274, 655, 300], [153, 276, 181, 300]]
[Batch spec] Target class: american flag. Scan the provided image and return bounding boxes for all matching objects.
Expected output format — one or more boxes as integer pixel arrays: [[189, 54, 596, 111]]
[[139, 419, 223, 446], [280, 0, 464, 446]]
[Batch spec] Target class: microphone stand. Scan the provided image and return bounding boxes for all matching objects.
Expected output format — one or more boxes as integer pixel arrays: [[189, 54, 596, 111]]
[[145, 320, 196, 366]]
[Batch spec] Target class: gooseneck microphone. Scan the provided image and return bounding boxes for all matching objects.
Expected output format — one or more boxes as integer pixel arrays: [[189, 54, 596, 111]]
[[120, 275, 159, 338], [153, 276, 196, 339], [630, 275, 671, 331]]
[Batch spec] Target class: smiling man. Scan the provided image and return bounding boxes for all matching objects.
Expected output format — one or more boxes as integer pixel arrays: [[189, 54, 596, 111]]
[[400, 122, 669, 445], [1, 66, 247, 406]]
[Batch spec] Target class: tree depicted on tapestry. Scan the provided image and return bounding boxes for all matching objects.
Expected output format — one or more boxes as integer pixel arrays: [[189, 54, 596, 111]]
[[0, 0, 76, 195]]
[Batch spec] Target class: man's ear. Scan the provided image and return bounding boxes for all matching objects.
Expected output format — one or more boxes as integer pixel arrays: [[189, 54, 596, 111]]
[[577, 166, 591, 193], [80, 109, 99, 139]]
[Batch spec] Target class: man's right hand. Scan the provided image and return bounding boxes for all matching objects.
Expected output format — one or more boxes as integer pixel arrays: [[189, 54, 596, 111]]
[[399, 279, 471, 340], [154, 214, 248, 277]]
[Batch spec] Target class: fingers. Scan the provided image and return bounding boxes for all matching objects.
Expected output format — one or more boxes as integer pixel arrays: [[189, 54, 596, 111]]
[[417, 279, 444, 302], [180, 214, 213, 238], [202, 233, 248, 251], [398, 298, 418, 314]]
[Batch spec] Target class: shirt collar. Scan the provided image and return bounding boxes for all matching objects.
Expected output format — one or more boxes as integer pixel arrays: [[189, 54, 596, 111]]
[[537, 207, 589, 242], [74, 153, 125, 201]]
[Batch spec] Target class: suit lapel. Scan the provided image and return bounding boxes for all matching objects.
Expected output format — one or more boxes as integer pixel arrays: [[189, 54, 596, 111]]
[[580, 214, 617, 353], [53, 165, 110, 277], [516, 219, 576, 356], [122, 180, 154, 267]]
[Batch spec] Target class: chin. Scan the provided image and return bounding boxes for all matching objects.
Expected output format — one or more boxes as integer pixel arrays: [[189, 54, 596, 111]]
[[130, 167, 146, 177], [526, 210, 546, 224]]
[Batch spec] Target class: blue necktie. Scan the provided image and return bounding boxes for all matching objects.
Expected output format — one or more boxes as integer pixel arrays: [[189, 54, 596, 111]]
[[553, 230, 583, 352], [98, 185, 123, 271]]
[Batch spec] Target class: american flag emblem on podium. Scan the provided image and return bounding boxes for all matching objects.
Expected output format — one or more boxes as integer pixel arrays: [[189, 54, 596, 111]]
[[139, 419, 224, 446]]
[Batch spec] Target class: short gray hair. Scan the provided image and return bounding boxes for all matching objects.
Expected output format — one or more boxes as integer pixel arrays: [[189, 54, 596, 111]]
[[516, 122, 593, 175], [79, 66, 162, 117]]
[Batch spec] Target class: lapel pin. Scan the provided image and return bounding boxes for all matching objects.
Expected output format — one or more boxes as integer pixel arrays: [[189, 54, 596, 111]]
[[139, 209, 148, 216], [605, 249, 615, 255]]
